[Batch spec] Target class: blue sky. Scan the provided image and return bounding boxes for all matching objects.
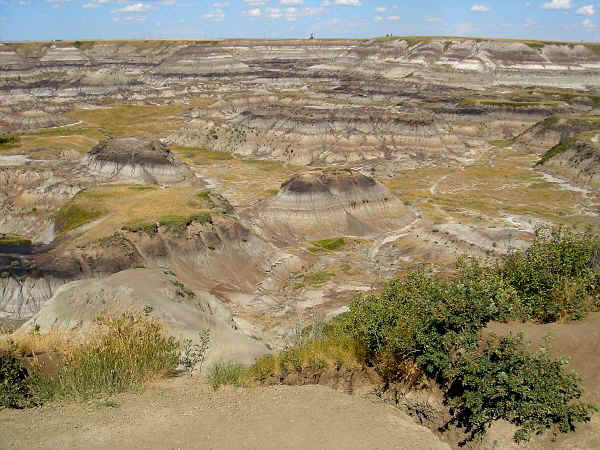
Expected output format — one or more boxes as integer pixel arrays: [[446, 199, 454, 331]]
[[0, 0, 598, 42]]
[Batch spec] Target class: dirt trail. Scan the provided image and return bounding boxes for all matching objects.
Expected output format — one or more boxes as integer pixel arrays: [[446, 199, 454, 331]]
[[0, 378, 449, 450]]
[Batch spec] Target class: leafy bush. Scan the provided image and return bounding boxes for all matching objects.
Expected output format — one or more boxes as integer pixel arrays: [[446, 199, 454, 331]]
[[447, 335, 595, 443], [500, 227, 600, 322], [342, 262, 509, 381], [179, 329, 210, 373], [1, 347, 37, 409], [340, 228, 599, 442]]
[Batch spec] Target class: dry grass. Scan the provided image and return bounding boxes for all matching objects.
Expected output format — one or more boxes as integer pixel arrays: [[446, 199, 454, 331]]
[[55, 184, 214, 242], [2, 314, 180, 403], [66, 104, 187, 138], [1, 327, 78, 356]]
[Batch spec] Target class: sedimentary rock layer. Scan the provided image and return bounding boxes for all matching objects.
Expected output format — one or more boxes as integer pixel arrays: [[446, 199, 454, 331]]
[[260, 168, 413, 237], [84, 137, 192, 184]]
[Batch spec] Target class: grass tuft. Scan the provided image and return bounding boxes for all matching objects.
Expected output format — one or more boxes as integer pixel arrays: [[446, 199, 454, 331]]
[[207, 361, 248, 390], [308, 237, 346, 253]]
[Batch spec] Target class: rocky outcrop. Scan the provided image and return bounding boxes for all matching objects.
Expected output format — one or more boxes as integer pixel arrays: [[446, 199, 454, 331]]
[[0, 203, 297, 321], [17, 268, 269, 367], [84, 137, 192, 185], [259, 168, 413, 237], [537, 133, 600, 191]]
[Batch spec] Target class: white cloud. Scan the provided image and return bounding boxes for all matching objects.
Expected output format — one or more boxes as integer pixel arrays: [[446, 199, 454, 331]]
[[202, 11, 225, 21], [266, 6, 299, 20], [242, 7, 262, 16], [375, 6, 386, 13], [583, 17, 595, 27], [321, 0, 362, 6], [541, 0, 571, 10], [470, 4, 489, 12], [243, 0, 266, 5], [280, 0, 302, 4], [387, 15, 400, 20], [576, 5, 595, 16], [303, 6, 323, 16], [113, 3, 154, 13], [425, 16, 442, 22], [212, 2, 230, 8]]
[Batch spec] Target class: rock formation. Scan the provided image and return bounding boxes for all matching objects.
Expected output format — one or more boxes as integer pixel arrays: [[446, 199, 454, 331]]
[[537, 133, 600, 191], [260, 168, 413, 237], [84, 137, 192, 185], [17, 268, 268, 366]]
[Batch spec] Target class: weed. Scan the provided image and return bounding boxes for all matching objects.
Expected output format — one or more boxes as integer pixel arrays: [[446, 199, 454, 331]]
[[207, 361, 248, 390], [179, 329, 210, 374]]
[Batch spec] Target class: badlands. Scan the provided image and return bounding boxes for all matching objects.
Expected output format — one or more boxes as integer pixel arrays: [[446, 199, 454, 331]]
[[1, 37, 600, 448]]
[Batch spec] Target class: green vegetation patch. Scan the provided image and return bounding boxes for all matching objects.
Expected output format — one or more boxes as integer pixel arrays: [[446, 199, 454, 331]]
[[295, 269, 336, 289], [122, 221, 158, 236], [489, 139, 514, 149], [207, 361, 248, 390], [0, 235, 32, 247], [538, 137, 576, 165], [23, 127, 91, 138], [0, 133, 20, 151], [308, 237, 346, 253], [158, 211, 212, 234], [463, 98, 559, 108], [170, 146, 233, 164], [54, 204, 104, 233]]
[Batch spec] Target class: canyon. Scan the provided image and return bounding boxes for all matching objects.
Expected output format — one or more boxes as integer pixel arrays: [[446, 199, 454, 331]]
[[1, 36, 600, 448]]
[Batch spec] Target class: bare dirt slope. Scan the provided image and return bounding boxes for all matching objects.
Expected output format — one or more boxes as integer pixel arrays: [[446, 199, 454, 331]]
[[0, 378, 449, 450]]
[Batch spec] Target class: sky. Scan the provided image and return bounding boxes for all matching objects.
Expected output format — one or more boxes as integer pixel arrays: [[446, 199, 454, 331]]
[[0, 0, 598, 42]]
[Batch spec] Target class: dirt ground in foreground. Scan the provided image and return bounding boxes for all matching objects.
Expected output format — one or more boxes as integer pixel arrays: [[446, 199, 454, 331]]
[[0, 377, 448, 450]]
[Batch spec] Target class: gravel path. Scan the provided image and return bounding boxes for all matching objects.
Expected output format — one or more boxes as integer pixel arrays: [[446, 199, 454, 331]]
[[1, 377, 449, 450]]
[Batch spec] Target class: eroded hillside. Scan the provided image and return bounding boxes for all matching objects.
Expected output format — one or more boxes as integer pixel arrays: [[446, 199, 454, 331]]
[[2, 37, 600, 447]]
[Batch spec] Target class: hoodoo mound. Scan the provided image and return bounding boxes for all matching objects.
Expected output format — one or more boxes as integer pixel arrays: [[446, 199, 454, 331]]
[[260, 168, 414, 237], [85, 137, 191, 185]]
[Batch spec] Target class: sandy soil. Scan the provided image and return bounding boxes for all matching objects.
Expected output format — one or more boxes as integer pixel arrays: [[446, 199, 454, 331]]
[[0, 377, 449, 450]]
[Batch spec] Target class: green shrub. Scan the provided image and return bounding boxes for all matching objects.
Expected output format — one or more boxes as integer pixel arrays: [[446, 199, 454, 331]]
[[207, 361, 248, 390], [1, 347, 37, 409], [0, 133, 19, 146], [500, 226, 600, 322], [342, 261, 511, 381], [447, 334, 595, 443]]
